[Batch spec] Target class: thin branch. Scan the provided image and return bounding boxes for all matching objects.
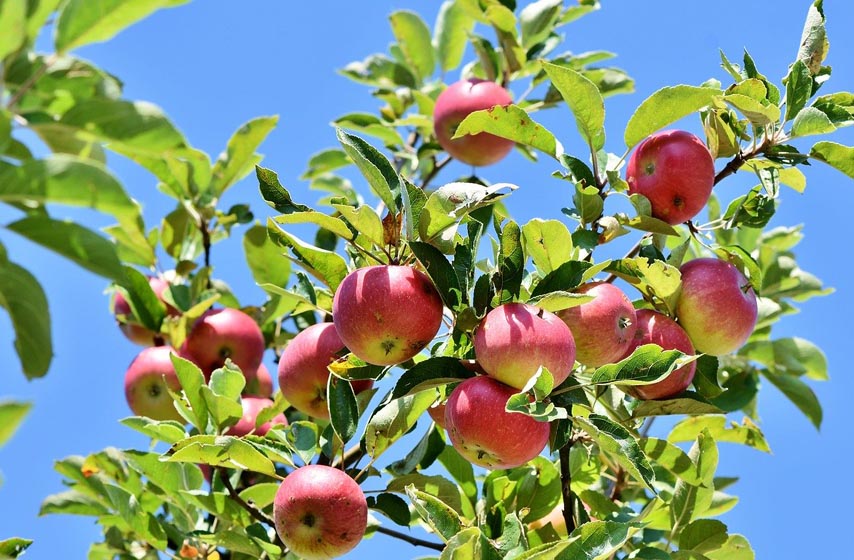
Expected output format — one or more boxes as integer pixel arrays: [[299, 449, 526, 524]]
[[330, 444, 364, 470], [420, 156, 452, 190], [374, 526, 445, 551], [558, 436, 577, 535], [6, 54, 57, 110], [218, 468, 276, 527], [603, 234, 649, 284]]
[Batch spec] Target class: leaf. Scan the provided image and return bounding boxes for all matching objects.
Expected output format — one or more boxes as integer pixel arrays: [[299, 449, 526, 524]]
[[455, 105, 564, 159], [55, 0, 189, 52], [810, 141, 854, 178], [339, 53, 416, 89], [211, 116, 278, 195], [705, 535, 754, 560], [625, 86, 721, 148], [0, 258, 51, 379], [0, 0, 26, 60], [0, 538, 32, 558], [405, 485, 463, 542], [267, 220, 348, 291], [639, 437, 701, 486], [256, 166, 312, 214], [740, 337, 827, 380], [327, 375, 359, 443], [419, 182, 515, 243], [632, 396, 723, 418], [171, 354, 208, 430], [796, 0, 828, 75], [522, 219, 573, 274], [287, 421, 319, 465], [6, 216, 124, 281], [668, 416, 770, 453], [169, 435, 278, 476], [784, 60, 812, 121], [389, 10, 435, 81], [790, 107, 836, 137], [409, 241, 464, 310], [433, 1, 474, 72], [526, 291, 593, 313], [530, 260, 592, 298], [389, 473, 463, 515], [438, 445, 477, 507], [724, 94, 780, 125], [439, 527, 481, 559], [274, 212, 354, 241], [605, 257, 682, 313], [365, 391, 435, 459], [590, 344, 692, 386], [120, 417, 186, 445], [520, 0, 562, 48], [333, 204, 385, 246], [762, 371, 822, 429], [531, 521, 635, 560], [367, 492, 411, 526], [336, 129, 399, 212], [242, 224, 291, 289], [39, 489, 111, 516], [680, 519, 728, 553], [542, 62, 606, 150], [301, 148, 351, 179], [575, 414, 656, 490], [0, 400, 31, 447]]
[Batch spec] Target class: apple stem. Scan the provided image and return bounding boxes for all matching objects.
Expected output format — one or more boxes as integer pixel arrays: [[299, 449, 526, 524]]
[[375, 525, 445, 551], [558, 437, 577, 535]]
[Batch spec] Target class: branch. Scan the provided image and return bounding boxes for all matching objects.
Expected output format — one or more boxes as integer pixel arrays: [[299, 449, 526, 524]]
[[329, 444, 364, 470], [420, 156, 452, 190], [558, 435, 577, 535], [375, 526, 445, 551], [218, 468, 278, 528], [6, 54, 56, 110]]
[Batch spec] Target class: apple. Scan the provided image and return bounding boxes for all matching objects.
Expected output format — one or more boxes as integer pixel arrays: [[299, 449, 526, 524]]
[[226, 397, 288, 437], [273, 464, 367, 560], [181, 308, 265, 378], [528, 505, 569, 537], [332, 265, 443, 366], [433, 78, 515, 166], [622, 309, 696, 400], [244, 363, 274, 398], [474, 302, 576, 390], [558, 282, 638, 368], [278, 323, 374, 419], [676, 257, 758, 356], [124, 346, 184, 422], [113, 276, 177, 346], [445, 376, 551, 469], [626, 130, 715, 225], [427, 400, 447, 429]]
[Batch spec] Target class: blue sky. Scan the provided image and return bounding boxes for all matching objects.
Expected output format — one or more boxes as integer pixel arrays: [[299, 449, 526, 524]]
[[2, 1, 853, 558]]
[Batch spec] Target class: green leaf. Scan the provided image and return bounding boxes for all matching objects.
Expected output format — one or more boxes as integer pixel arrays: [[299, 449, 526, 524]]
[[668, 416, 770, 453], [0, 400, 31, 447], [170, 354, 208, 430], [242, 224, 291, 289], [419, 182, 515, 243], [365, 391, 435, 459], [762, 370, 822, 429], [570, 184, 604, 225], [439, 527, 481, 559], [405, 485, 463, 542], [724, 94, 780, 125], [790, 106, 837, 138], [327, 374, 359, 443], [301, 148, 351, 180], [339, 54, 416, 89], [336, 129, 399, 212], [433, 1, 474, 72], [522, 219, 573, 274], [0, 538, 32, 558], [590, 344, 692, 387], [0, 0, 26, 60], [367, 492, 411, 526], [705, 535, 754, 560], [267, 220, 349, 291], [639, 437, 701, 486], [0, 257, 51, 379], [784, 60, 812, 121], [39, 489, 111, 516], [256, 166, 312, 214], [680, 519, 728, 553], [26, 0, 64, 40], [740, 337, 827, 380], [333, 204, 385, 246], [526, 291, 593, 313], [576, 414, 655, 491], [120, 416, 186, 445], [796, 0, 828, 75], [118, 265, 165, 331], [55, 0, 189, 53], [438, 445, 477, 507], [533, 521, 635, 560], [6, 216, 124, 281], [287, 421, 319, 465], [211, 116, 278, 195], [409, 241, 464, 310], [809, 141, 854, 178], [389, 10, 435, 81], [389, 473, 463, 515], [605, 257, 682, 313], [542, 62, 606, 150], [274, 211, 354, 242], [520, 0, 562, 48], [530, 260, 592, 298], [168, 435, 278, 476], [625, 86, 721, 148], [455, 104, 563, 159], [632, 396, 723, 418]]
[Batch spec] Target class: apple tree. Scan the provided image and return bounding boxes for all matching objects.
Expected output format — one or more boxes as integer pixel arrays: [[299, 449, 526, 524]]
[[1, 0, 851, 558]]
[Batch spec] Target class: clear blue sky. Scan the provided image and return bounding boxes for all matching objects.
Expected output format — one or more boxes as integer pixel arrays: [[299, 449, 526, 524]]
[[2, 1, 852, 558]]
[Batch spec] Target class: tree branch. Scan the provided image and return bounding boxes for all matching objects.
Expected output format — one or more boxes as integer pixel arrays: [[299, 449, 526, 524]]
[[420, 156, 452, 190], [6, 54, 56, 110], [558, 434, 577, 535], [375, 526, 445, 551], [218, 468, 276, 527]]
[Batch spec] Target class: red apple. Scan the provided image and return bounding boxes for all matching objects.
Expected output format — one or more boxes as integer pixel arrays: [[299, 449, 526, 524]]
[[676, 257, 758, 356], [274, 464, 367, 559], [474, 303, 576, 390], [626, 130, 715, 225], [558, 282, 638, 368], [427, 400, 447, 429], [181, 308, 265, 378], [226, 397, 288, 437], [124, 346, 184, 422], [278, 323, 373, 419], [332, 265, 443, 366], [445, 376, 551, 469], [433, 78, 515, 166], [113, 277, 177, 346], [244, 363, 275, 398], [622, 309, 696, 400]]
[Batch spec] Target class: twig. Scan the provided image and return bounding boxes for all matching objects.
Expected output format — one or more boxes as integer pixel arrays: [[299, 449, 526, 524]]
[[603, 234, 648, 284], [374, 526, 445, 551], [330, 444, 364, 470], [218, 468, 276, 527], [6, 54, 57, 110], [420, 156, 452, 190], [558, 435, 577, 535]]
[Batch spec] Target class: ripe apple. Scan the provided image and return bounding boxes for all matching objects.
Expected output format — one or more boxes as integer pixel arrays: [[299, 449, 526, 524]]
[[626, 130, 715, 225], [558, 282, 638, 368], [278, 323, 374, 419], [274, 464, 367, 559], [622, 309, 696, 400], [676, 257, 758, 356], [124, 346, 184, 422], [113, 276, 177, 346], [427, 400, 447, 429], [433, 78, 515, 166], [244, 363, 274, 398], [181, 308, 265, 377], [474, 303, 576, 390], [332, 265, 443, 366], [445, 376, 551, 469], [226, 397, 288, 437]]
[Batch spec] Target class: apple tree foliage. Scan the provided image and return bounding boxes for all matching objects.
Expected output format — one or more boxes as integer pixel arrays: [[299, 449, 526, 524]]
[[1, 0, 851, 558]]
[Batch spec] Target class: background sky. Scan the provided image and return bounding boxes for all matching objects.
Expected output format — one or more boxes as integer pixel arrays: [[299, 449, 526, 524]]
[[2, 1, 853, 558]]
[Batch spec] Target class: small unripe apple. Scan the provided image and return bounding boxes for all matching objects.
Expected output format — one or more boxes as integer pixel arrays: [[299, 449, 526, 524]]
[[676, 258, 758, 356], [124, 346, 184, 422], [278, 323, 373, 419], [445, 376, 551, 469], [332, 265, 443, 366], [622, 309, 696, 400], [433, 78, 515, 166], [244, 363, 275, 398], [558, 282, 637, 368], [113, 277, 177, 346], [181, 308, 265, 377], [626, 130, 715, 225], [273, 464, 367, 559], [226, 397, 287, 437], [474, 303, 576, 390]]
